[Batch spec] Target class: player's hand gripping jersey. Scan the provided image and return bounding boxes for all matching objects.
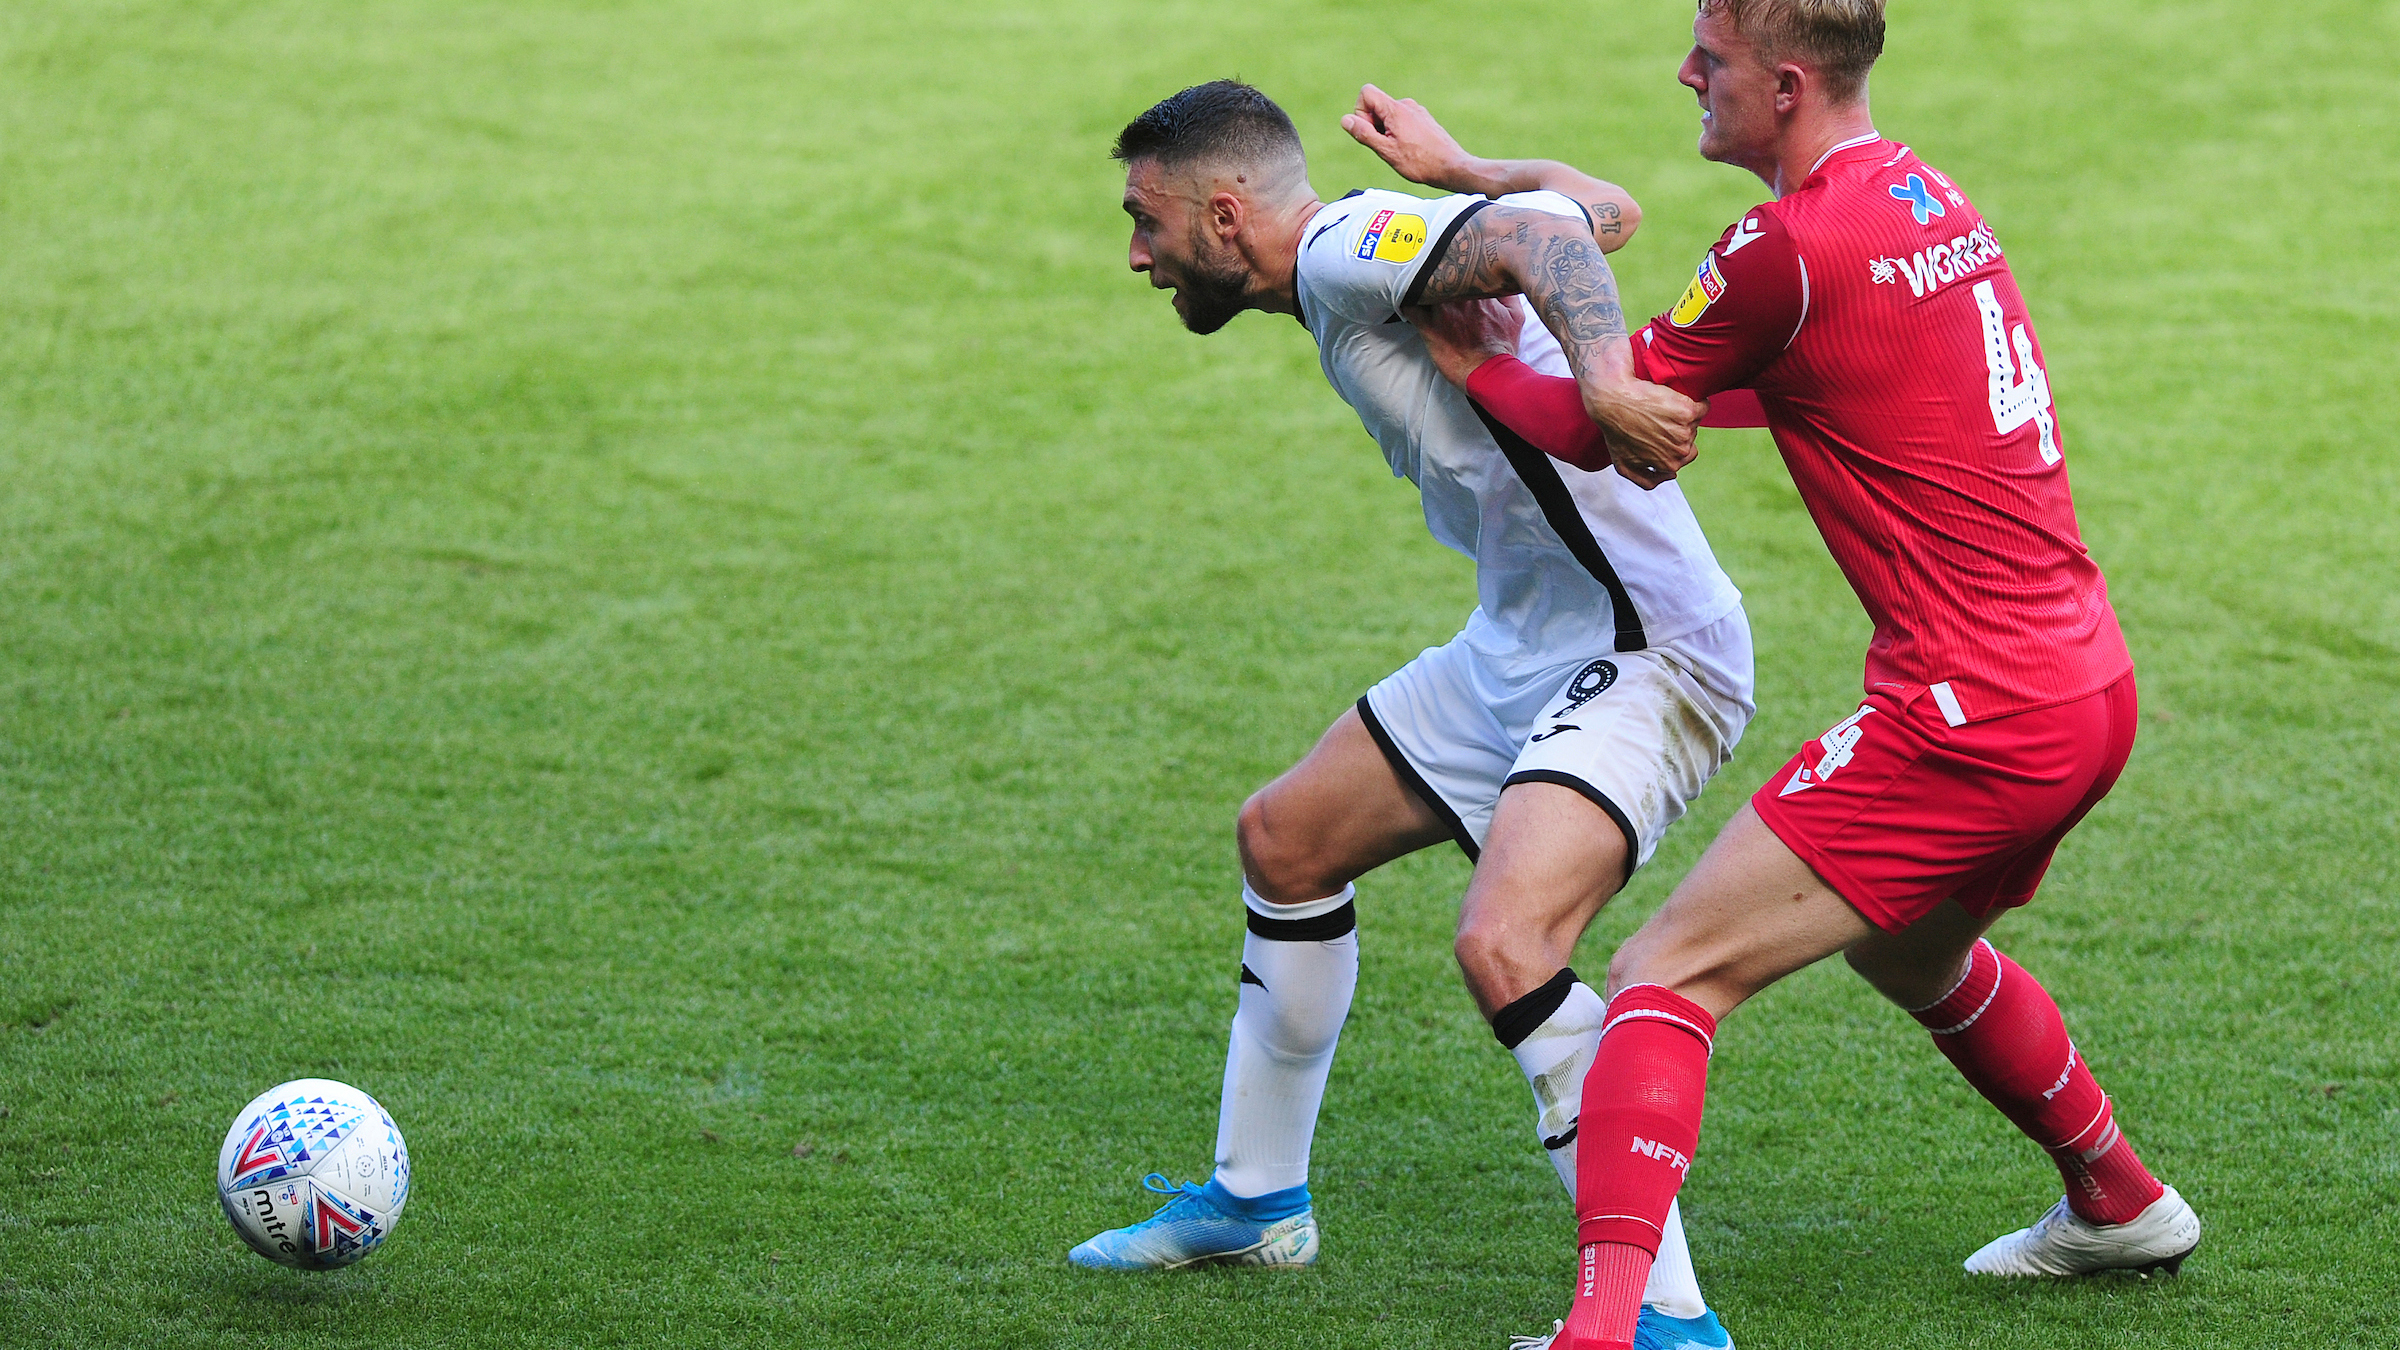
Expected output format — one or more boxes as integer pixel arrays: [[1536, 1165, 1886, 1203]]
[[1629, 137, 2130, 723], [1295, 189, 1741, 664]]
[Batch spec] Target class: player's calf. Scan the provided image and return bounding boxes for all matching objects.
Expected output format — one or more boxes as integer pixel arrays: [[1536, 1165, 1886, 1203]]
[[1493, 968, 1608, 1189], [1493, 969, 1713, 1323], [1901, 937, 2169, 1228], [1211, 884, 1359, 1198]]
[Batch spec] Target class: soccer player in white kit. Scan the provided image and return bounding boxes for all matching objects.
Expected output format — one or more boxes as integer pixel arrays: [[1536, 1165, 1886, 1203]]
[[1073, 81, 1742, 1349]]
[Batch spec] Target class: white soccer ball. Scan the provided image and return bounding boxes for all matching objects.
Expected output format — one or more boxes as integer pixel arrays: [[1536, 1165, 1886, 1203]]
[[216, 1078, 411, 1270]]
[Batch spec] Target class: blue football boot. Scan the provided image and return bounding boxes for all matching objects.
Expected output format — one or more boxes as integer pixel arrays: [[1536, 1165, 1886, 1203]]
[[1636, 1307, 1735, 1350], [1068, 1174, 1319, 1270], [1510, 1306, 1735, 1350]]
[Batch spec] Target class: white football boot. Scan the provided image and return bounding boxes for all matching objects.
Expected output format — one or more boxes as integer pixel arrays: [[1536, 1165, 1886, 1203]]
[[1964, 1185, 2201, 1277]]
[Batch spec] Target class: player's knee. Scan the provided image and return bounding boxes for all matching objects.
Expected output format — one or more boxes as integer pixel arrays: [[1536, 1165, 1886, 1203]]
[[1608, 935, 1761, 1018], [1451, 915, 1502, 984], [1450, 915, 1526, 1008], [1237, 790, 1336, 903]]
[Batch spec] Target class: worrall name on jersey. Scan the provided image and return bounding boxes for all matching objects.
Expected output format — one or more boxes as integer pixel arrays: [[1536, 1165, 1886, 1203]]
[[1871, 221, 2004, 298]]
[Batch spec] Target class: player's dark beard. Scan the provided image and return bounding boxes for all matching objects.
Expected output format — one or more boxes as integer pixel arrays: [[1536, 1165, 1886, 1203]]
[[1172, 230, 1251, 336]]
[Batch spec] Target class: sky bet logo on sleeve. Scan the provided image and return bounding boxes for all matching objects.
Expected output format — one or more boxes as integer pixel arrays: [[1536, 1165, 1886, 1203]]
[[1668, 253, 1728, 327], [1355, 208, 1428, 263]]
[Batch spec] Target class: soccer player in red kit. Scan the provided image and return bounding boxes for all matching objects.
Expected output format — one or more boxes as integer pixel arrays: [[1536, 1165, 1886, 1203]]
[[1373, 2, 2202, 1343]]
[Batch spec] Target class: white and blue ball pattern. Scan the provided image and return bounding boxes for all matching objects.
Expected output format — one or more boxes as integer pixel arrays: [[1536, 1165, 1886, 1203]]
[[216, 1079, 410, 1270]]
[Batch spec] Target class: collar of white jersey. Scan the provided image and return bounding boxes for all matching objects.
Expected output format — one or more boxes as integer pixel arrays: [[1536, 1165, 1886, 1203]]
[[1807, 131, 1885, 179]]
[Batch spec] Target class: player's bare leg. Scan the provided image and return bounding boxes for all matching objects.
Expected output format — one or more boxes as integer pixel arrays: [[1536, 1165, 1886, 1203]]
[[1548, 807, 2191, 1344], [1601, 804, 1871, 1013], [1238, 707, 1452, 904], [1847, 905, 2196, 1277], [1461, 782, 1719, 1332], [1453, 782, 1623, 1017]]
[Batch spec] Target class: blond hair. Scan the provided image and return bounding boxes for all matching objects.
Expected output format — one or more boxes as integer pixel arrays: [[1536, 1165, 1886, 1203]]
[[1699, 0, 1885, 103]]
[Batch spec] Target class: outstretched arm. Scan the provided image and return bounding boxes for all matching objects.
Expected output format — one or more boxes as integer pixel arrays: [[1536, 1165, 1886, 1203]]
[[1339, 86, 1693, 485], [1342, 84, 1640, 252]]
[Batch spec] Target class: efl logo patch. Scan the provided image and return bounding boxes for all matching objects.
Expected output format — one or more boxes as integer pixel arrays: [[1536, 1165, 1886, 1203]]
[[1354, 209, 1428, 264], [1668, 253, 1727, 327]]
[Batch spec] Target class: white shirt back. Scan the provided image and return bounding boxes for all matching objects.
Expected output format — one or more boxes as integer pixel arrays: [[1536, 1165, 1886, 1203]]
[[1294, 187, 1741, 664]]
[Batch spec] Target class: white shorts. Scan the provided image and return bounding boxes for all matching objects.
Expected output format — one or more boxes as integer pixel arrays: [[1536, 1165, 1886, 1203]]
[[1357, 607, 1756, 873]]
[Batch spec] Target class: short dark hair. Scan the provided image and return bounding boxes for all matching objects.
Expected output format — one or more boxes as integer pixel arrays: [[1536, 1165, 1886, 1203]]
[[1700, 0, 1884, 104], [1112, 79, 1305, 178]]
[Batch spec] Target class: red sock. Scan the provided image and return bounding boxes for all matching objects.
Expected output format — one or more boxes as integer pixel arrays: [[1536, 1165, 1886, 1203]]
[[1556, 1242, 1650, 1349], [1910, 940, 2165, 1225], [1565, 985, 1716, 1348]]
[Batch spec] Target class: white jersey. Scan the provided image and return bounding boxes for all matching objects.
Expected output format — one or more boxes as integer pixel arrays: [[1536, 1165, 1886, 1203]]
[[1294, 188, 1742, 665]]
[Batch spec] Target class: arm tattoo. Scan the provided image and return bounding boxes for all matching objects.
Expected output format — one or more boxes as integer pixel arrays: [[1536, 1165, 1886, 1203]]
[[1533, 231, 1626, 343], [1411, 211, 1526, 304], [1592, 202, 1624, 236], [1413, 206, 1625, 356]]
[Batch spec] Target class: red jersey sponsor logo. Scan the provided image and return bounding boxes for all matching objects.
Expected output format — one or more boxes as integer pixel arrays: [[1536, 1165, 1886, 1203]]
[[1874, 222, 2005, 298]]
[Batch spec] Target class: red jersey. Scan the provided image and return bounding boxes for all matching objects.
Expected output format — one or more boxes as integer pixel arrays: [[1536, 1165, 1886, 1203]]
[[1631, 135, 2130, 723]]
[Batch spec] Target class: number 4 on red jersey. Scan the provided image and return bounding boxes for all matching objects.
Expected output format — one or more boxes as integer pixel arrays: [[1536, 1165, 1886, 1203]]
[[1626, 138, 2127, 723]]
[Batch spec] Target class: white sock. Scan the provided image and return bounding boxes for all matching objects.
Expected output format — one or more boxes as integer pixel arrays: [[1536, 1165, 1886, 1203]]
[[1209, 883, 1358, 1199], [1646, 1199, 1706, 1320], [1496, 970, 1708, 1320]]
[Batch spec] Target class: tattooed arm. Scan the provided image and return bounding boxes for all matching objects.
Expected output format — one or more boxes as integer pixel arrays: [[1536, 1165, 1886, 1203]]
[[1342, 84, 1640, 252], [1407, 204, 1700, 488], [1339, 83, 1691, 484]]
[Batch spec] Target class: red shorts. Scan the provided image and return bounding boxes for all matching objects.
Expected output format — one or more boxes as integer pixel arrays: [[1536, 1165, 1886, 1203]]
[[1751, 674, 2138, 932]]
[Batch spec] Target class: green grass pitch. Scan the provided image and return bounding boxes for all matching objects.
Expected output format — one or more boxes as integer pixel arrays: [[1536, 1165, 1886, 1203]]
[[2, 1, 2395, 1345]]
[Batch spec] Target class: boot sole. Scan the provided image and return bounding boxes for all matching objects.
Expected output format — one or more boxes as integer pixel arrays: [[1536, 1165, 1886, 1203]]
[[2095, 1238, 2198, 1278], [1072, 1230, 1319, 1272]]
